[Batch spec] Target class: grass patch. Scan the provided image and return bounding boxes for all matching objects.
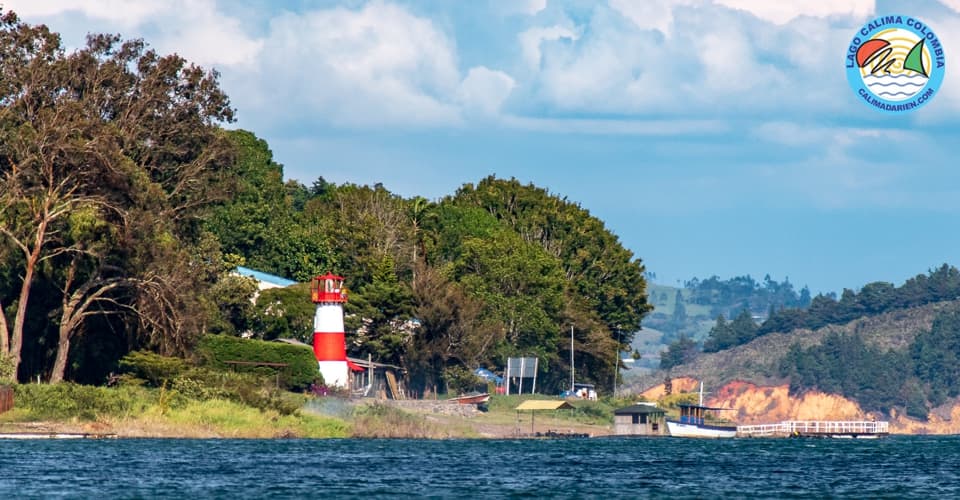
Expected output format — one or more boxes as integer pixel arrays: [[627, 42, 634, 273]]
[[349, 403, 455, 438], [6, 382, 349, 438], [162, 399, 348, 438]]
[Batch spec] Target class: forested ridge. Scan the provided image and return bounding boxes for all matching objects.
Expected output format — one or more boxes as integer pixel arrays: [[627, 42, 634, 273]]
[[658, 265, 960, 419], [643, 274, 808, 348], [0, 12, 651, 393]]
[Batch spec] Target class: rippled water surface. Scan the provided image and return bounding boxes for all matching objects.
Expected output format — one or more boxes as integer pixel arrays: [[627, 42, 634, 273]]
[[2, 436, 959, 498]]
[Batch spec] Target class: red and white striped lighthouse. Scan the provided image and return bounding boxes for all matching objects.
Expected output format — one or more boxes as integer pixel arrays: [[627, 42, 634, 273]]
[[310, 272, 349, 388]]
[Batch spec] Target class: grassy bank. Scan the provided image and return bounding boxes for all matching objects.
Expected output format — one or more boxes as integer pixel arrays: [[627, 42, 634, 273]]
[[1, 383, 349, 438]]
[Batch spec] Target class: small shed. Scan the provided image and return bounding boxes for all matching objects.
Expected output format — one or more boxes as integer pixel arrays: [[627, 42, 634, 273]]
[[614, 403, 667, 436]]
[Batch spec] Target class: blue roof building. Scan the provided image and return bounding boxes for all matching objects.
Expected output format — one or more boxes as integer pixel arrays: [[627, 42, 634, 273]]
[[235, 266, 297, 290]]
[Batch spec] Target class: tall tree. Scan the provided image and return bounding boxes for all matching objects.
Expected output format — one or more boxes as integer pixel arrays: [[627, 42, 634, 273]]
[[0, 12, 235, 380], [672, 290, 687, 329], [451, 176, 652, 381]]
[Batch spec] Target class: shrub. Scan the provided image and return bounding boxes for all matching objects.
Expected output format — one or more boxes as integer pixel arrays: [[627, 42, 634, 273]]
[[119, 351, 189, 386], [12, 383, 152, 421], [195, 335, 320, 390], [442, 366, 483, 395], [165, 368, 306, 415], [0, 354, 15, 383]]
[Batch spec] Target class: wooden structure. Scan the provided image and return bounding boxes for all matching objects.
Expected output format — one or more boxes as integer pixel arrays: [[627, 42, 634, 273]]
[[346, 355, 406, 399], [614, 403, 667, 436], [0, 432, 117, 440], [515, 400, 576, 436], [0, 385, 12, 414], [273, 339, 407, 399], [737, 420, 890, 438]]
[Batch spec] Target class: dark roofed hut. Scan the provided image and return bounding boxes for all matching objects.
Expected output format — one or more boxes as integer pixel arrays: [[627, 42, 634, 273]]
[[614, 403, 667, 436]]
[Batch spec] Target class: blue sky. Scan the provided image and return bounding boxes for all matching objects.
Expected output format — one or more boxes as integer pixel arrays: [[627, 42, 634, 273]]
[[9, 0, 960, 294]]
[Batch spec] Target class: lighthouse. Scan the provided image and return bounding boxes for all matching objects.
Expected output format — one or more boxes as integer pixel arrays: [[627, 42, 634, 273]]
[[310, 272, 349, 388]]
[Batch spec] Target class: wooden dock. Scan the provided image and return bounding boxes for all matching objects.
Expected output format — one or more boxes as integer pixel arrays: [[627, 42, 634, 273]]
[[0, 432, 118, 440], [737, 420, 889, 438]]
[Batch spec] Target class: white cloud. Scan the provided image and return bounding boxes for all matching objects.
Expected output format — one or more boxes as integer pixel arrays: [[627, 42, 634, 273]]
[[753, 122, 917, 147], [693, 29, 785, 95], [523, 0, 548, 16], [245, 2, 464, 128], [500, 115, 728, 135], [713, 0, 874, 25], [610, 0, 873, 35], [914, 14, 960, 120], [609, 0, 698, 36], [493, 0, 548, 17], [155, 2, 262, 67], [457, 67, 516, 116], [943, 0, 960, 14], [527, 3, 800, 114], [10, 0, 956, 134], [750, 123, 939, 210], [519, 25, 579, 68], [3, 0, 263, 67], [3, 0, 164, 26]]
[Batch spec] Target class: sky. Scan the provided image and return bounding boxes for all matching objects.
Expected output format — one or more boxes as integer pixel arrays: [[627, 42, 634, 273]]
[[6, 0, 960, 295]]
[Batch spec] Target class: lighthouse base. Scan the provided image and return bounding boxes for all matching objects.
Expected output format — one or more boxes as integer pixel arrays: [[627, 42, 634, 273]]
[[318, 361, 349, 388]]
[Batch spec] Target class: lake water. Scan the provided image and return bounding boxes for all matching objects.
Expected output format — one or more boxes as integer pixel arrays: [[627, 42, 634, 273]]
[[2, 436, 959, 498]]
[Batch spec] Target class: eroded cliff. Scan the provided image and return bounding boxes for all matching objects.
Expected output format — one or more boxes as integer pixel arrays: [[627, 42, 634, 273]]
[[641, 378, 960, 434]]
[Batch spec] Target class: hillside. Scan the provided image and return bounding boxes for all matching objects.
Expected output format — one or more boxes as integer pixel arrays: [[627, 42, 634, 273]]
[[643, 275, 810, 353], [628, 276, 815, 380], [626, 299, 960, 421]]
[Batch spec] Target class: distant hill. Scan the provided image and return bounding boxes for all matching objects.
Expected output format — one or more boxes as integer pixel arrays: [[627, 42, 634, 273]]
[[636, 275, 810, 372], [627, 299, 960, 419]]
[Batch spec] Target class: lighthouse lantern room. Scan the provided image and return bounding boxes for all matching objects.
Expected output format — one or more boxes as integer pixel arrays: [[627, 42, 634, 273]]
[[311, 272, 350, 388]]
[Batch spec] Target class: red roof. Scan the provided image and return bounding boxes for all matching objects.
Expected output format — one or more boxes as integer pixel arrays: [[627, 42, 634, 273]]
[[315, 272, 344, 281]]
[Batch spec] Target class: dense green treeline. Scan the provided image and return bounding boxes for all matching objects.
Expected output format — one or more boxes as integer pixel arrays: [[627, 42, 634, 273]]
[[760, 264, 960, 336], [685, 275, 811, 318], [0, 13, 651, 393], [780, 307, 960, 419], [645, 274, 808, 346]]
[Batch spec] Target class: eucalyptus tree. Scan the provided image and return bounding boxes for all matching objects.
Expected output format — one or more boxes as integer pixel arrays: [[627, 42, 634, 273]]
[[450, 176, 653, 386], [0, 11, 235, 381]]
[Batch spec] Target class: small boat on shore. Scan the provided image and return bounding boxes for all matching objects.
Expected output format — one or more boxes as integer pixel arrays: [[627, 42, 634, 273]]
[[448, 392, 490, 405]]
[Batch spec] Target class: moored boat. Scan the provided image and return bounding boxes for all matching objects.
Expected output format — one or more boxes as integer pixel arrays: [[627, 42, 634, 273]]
[[665, 381, 736, 438], [666, 404, 737, 438]]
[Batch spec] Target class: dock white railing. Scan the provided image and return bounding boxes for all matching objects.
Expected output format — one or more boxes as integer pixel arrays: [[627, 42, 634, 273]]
[[737, 420, 889, 437]]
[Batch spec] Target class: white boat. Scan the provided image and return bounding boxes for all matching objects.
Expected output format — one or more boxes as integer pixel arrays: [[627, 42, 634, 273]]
[[666, 406, 738, 438], [665, 381, 737, 438]]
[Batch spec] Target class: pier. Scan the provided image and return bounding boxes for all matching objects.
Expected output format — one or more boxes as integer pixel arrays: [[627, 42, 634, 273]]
[[0, 432, 118, 440], [736, 420, 889, 438]]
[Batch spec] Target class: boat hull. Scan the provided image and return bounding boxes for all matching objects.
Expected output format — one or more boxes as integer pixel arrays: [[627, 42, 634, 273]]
[[448, 393, 490, 405], [666, 420, 737, 438]]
